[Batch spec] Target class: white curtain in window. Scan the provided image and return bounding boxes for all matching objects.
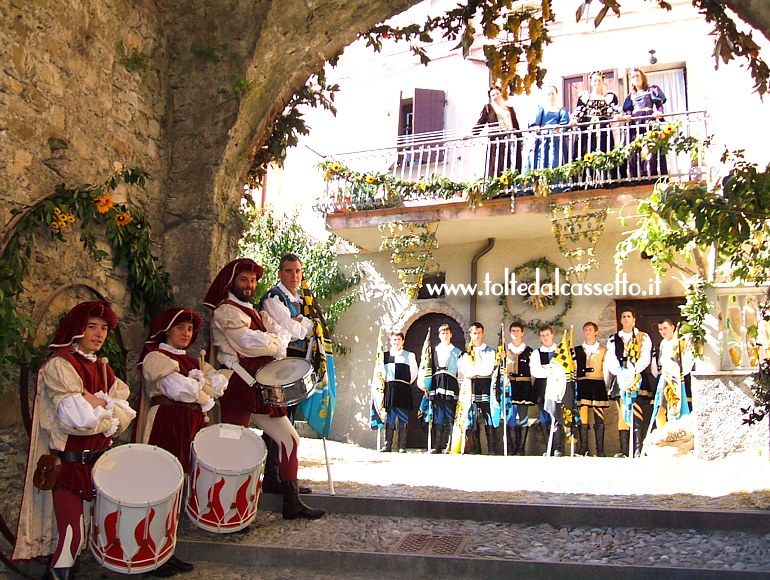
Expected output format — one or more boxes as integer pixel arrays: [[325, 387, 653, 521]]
[[647, 68, 687, 115]]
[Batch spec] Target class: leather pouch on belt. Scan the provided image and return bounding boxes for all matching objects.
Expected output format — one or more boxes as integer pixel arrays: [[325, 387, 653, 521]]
[[33, 454, 61, 490]]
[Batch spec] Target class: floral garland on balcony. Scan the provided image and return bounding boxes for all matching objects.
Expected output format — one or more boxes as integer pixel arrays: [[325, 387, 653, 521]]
[[378, 221, 439, 299], [318, 122, 702, 212], [0, 168, 173, 391]]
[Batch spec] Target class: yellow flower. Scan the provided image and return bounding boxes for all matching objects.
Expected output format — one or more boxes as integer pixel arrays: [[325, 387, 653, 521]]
[[418, 182, 427, 191], [115, 212, 132, 227], [365, 175, 376, 184], [664, 124, 676, 135], [499, 175, 509, 186], [330, 162, 341, 172], [95, 193, 114, 214], [583, 153, 595, 163]]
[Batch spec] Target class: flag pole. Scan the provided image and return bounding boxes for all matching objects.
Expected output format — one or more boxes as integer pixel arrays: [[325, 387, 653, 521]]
[[500, 322, 508, 457], [322, 437, 335, 495]]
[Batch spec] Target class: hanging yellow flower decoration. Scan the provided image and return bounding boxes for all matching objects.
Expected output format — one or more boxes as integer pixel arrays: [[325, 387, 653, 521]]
[[365, 175, 376, 184], [583, 153, 594, 163], [51, 207, 75, 232], [499, 175, 509, 186], [330, 162, 341, 172], [115, 212, 132, 227], [663, 124, 676, 135], [94, 193, 114, 214]]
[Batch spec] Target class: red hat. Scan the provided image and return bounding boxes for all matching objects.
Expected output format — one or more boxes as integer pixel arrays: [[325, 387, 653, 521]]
[[203, 259, 263, 310], [139, 307, 203, 364], [49, 301, 118, 349]]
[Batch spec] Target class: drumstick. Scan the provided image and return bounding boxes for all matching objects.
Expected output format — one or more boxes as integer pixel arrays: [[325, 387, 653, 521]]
[[199, 350, 210, 423], [100, 357, 109, 392]]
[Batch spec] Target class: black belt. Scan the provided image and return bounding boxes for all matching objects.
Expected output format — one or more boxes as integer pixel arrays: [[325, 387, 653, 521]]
[[57, 449, 108, 464]]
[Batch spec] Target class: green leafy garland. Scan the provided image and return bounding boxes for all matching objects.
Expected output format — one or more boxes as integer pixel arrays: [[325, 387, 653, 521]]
[[318, 122, 698, 211], [0, 168, 173, 391]]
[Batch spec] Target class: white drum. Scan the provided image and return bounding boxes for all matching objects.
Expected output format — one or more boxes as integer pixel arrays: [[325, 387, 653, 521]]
[[185, 424, 267, 533], [90, 444, 184, 574], [255, 357, 316, 406]]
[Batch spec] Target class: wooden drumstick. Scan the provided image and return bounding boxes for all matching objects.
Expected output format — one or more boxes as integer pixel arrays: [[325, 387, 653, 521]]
[[100, 357, 110, 392], [199, 350, 210, 423]]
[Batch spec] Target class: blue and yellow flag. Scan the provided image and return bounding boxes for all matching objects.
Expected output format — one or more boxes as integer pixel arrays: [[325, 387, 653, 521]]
[[298, 280, 336, 438], [370, 332, 386, 429]]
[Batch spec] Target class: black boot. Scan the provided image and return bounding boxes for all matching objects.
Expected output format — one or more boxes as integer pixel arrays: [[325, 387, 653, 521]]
[[633, 420, 644, 458], [46, 568, 75, 580], [519, 426, 529, 456], [506, 427, 517, 456], [281, 480, 325, 520], [262, 435, 282, 493], [594, 423, 606, 457], [551, 426, 564, 457], [485, 426, 498, 455], [397, 423, 407, 453], [261, 435, 311, 494], [381, 424, 395, 452], [466, 427, 480, 454], [578, 424, 590, 456], [441, 424, 452, 453], [615, 430, 629, 458]]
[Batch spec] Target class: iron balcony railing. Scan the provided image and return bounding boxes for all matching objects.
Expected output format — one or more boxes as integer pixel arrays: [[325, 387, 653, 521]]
[[319, 110, 709, 213]]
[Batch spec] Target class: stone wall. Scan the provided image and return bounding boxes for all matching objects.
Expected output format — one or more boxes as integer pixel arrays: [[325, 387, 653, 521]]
[[0, 0, 419, 427]]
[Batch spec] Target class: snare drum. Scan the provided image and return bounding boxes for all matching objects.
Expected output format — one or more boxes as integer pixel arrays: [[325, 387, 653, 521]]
[[90, 444, 184, 574], [185, 424, 266, 533], [255, 357, 316, 406]]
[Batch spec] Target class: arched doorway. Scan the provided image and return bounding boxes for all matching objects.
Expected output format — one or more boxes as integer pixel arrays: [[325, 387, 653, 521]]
[[403, 313, 465, 450]]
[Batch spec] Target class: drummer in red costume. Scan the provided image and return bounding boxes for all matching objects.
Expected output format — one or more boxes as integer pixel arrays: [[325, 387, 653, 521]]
[[13, 301, 136, 580], [204, 258, 324, 520], [138, 306, 228, 576]]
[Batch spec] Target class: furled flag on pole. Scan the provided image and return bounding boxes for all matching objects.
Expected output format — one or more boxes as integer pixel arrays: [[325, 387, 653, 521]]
[[417, 328, 434, 425], [651, 329, 691, 427], [547, 327, 576, 421], [298, 279, 336, 438], [370, 331, 386, 429], [489, 323, 505, 428]]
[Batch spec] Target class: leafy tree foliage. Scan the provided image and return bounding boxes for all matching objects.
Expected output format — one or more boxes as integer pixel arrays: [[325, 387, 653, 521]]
[[238, 206, 360, 344]]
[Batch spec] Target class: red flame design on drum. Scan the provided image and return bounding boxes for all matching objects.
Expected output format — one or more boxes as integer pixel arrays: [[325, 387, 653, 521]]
[[226, 474, 253, 525], [102, 510, 125, 563], [132, 508, 157, 565], [199, 477, 227, 525]]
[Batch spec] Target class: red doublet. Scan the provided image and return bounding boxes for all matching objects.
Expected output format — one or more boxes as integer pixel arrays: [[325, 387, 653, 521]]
[[217, 300, 288, 419]]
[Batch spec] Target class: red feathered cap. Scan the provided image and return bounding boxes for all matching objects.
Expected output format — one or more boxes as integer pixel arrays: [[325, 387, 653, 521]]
[[138, 306, 203, 364], [203, 258, 263, 310], [49, 301, 119, 349]]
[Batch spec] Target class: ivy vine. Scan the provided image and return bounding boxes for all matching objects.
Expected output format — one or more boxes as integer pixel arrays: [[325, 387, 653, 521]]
[[0, 168, 173, 392]]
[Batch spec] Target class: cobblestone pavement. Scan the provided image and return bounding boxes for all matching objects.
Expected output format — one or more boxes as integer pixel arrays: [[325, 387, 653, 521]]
[[4, 437, 770, 579]]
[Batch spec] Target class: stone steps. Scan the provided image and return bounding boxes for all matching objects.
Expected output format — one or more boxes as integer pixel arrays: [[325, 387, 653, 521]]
[[169, 493, 770, 579]]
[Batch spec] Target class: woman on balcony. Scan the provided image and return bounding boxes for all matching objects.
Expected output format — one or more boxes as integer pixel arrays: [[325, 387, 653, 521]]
[[622, 67, 668, 180], [471, 86, 522, 183], [571, 71, 621, 186], [529, 85, 570, 170]]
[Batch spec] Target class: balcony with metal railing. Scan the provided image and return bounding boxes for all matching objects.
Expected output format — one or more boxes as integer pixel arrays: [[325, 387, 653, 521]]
[[319, 110, 709, 250]]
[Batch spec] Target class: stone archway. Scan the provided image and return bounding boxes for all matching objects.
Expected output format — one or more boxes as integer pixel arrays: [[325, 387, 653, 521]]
[[387, 300, 467, 450]]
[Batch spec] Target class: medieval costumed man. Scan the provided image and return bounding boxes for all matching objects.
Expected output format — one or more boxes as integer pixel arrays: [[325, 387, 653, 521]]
[[651, 318, 693, 428], [13, 301, 136, 579], [505, 321, 535, 455], [376, 332, 418, 453], [530, 326, 561, 456], [137, 306, 228, 576], [419, 324, 462, 454], [204, 259, 324, 520], [605, 308, 653, 458], [458, 322, 499, 454], [574, 322, 611, 457]]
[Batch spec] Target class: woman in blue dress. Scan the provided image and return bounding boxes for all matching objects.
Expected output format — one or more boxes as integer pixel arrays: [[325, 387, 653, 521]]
[[623, 67, 667, 179], [529, 85, 570, 170]]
